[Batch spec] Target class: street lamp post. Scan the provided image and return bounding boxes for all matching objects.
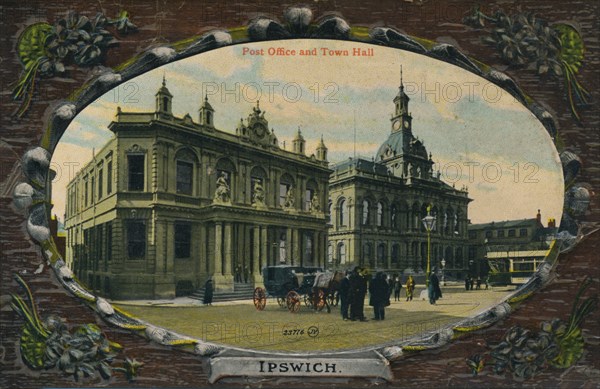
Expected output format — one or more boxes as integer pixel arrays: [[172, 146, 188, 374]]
[[441, 258, 446, 286], [422, 205, 436, 287]]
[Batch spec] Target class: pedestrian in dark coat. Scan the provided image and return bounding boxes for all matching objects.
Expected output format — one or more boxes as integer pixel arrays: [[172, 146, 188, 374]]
[[203, 279, 214, 305], [339, 271, 351, 320], [369, 272, 390, 320], [428, 269, 442, 305], [465, 276, 471, 291], [349, 267, 368, 321]]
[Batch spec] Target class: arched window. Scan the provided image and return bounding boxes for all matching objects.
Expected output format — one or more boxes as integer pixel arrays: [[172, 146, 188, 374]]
[[377, 202, 384, 227], [392, 244, 400, 266], [327, 243, 333, 264], [337, 242, 347, 264], [362, 200, 370, 225], [391, 205, 398, 229], [339, 198, 349, 227], [279, 173, 295, 207], [279, 232, 287, 263], [250, 166, 267, 205], [377, 243, 386, 268], [363, 243, 373, 267], [215, 157, 235, 202], [305, 180, 317, 211], [327, 200, 332, 222]]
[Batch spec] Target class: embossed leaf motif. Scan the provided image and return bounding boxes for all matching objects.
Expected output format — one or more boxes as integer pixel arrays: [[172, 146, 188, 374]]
[[10, 275, 140, 382], [16, 23, 52, 70], [483, 277, 597, 379], [12, 10, 137, 117], [463, 7, 591, 121]]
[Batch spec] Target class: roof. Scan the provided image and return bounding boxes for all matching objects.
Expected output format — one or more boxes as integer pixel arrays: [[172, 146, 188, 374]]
[[469, 218, 541, 230], [332, 158, 390, 176], [376, 130, 428, 161], [486, 249, 549, 259]]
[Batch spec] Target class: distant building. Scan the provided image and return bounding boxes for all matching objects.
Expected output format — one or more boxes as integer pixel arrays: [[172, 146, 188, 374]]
[[327, 75, 472, 279], [467, 209, 558, 280], [64, 76, 331, 299]]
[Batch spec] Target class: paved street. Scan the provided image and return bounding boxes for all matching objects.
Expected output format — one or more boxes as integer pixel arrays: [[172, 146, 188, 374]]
[[115, 283, 517, 352]]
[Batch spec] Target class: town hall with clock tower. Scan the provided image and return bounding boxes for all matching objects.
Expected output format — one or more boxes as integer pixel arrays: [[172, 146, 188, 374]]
[[327, 72, 472, 279]]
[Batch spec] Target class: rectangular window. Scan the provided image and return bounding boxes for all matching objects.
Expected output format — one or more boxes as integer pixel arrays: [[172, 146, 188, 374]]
[[508, 229, 516, 237], [98, 168, 103, 199], [107, 161, 113, 194], [485, 230, 492, 238], [497, 230, 505, 238], [128, 155, 145, 191], [468, 230, 477, 239], [279, 183, 288, 207], [175, 223, 191, 258], [91, 176, 95, 203], [176, 161, 193, 195], [84, 177, 89, 206], [106, 222, 112, 261], [126, 220, 146, 259], [519, 228, 528, 237], [304, 189, 312, 211]]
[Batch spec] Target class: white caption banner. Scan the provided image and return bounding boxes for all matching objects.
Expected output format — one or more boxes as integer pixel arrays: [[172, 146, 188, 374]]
[[208, 351, 392, 383]]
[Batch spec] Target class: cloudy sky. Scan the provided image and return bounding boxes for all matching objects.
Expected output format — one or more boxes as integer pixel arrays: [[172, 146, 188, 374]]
[[51, 40, 564, 225]]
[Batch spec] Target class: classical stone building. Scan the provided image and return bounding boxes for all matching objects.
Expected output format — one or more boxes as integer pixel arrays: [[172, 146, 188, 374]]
[[327, 76, 471, 279], [64, 77, 331, 299]]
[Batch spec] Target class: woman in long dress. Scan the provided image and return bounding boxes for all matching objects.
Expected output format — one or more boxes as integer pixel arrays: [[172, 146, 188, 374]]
[[203, 279, 214, 306]]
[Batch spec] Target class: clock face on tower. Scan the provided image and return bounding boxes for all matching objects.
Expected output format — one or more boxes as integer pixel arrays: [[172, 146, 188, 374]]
[[392, 120, 401, 131], [404, 120, 410, 128], [253, 123, 267, 138]]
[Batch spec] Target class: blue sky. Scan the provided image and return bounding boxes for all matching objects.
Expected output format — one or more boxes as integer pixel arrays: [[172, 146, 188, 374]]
[[52, 40, 564, 224]]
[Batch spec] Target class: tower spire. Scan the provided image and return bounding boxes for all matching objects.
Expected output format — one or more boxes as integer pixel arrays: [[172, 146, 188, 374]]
[[400, 64, 403, 88]]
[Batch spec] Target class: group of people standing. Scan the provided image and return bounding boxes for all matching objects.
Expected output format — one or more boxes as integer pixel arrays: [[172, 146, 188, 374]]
[[338, 267, 431, 322]]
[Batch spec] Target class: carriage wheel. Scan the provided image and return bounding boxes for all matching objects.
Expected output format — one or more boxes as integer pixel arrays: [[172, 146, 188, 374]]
[[286, 291, 301, 313], [253, 287, 267, 311], [315, 289, 326, 312], [304, 294, 313, 308], [277, 297, 286, 308], [327, 291, 339, 307]]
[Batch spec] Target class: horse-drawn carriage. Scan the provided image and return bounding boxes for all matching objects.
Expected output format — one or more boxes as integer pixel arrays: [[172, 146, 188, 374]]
[[253, 265, 343, 313]]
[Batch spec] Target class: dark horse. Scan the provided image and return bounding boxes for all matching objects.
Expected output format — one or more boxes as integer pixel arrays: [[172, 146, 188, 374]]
[[311, 271, 345, 313]]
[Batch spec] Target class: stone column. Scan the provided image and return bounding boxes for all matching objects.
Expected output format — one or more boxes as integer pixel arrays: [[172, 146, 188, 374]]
[[198, 224, 207, 282], [153, 219, 175, 299], [165, 221, 174, 273], [283, 228, 290, 265], [313, 231, 320, 268], [224, 222, 233, 277], [214, 222, 223, 276], [253, 225, 262, 286], [260, 226, 268, 269], [387, 241, 392, 270], [294, 229, 301, 266]]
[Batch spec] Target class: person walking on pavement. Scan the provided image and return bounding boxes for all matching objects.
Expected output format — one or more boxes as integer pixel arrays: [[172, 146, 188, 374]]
[[405, 275, 415, 301], [428, 268, 442, 305]]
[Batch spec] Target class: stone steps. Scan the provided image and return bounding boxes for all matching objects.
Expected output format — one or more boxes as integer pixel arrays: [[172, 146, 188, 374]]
[[190, 282, 255, 302]]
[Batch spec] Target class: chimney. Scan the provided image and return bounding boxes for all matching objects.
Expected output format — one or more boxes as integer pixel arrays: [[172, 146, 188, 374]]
[[548, 218, 556, 228], [536, 209, 541, 224]]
